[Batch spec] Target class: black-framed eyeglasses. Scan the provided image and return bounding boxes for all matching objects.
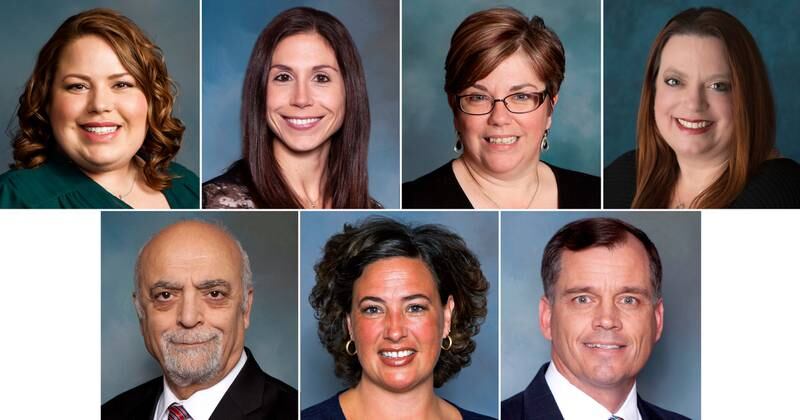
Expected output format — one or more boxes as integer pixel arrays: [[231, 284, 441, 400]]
[[456, 90, 549, 115]]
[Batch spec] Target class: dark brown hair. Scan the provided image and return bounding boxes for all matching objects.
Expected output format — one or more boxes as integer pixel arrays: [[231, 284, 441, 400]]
[[240, 7, 373, 208], [309, 217, 489, 388], [541, 218, 662, 302], [633, 7, 775, 208], [11, 8, 185, 191], [444, 7, 565, 114]]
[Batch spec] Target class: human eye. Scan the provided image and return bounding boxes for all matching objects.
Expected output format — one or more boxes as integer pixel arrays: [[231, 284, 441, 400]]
[[113, 80, 135, 89], [361, 305, 382, 315], [572, 295, 592, 304], [407, 303, 428, 313], [709, 81, 731, 92], [273, 72, 293, 82], [153, 290, 174, 302], [465, 94, 489, 103], [313, 73, 331, 83], [620, 296, 639, 305], [512, 92, 533, 101], [206, 289, 227, 301], [664, 78, 680, 87], [66, 83, 89, 92]]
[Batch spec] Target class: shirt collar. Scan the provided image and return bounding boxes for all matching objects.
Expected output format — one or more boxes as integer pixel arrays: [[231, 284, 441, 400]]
[[545, 361, 641, 420], [154, 350, 248, 420]]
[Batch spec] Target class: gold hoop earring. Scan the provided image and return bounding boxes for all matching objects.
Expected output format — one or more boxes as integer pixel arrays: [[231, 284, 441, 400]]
[[441, 335, 453, 351], [345, 339, 357, 356]]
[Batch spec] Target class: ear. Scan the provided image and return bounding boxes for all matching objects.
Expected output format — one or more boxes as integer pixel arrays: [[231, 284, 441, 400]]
[[546, 94, 559, 129], [345, 313, 353, 339], [243, 287, 254, 330], [132, 292, 145, 330], [539, 295, 553, 341], [442, 295, 455, 338], [654, 298, 664, 342]]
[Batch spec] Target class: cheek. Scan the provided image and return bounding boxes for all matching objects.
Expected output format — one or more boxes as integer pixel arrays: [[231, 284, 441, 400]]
[[123, 93, 149, 128], [49, 94, 84, 127]]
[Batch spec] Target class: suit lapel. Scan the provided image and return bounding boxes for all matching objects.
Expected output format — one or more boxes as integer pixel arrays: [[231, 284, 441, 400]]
[[522, 363, 564, 420], [210, 348, 264, 420]]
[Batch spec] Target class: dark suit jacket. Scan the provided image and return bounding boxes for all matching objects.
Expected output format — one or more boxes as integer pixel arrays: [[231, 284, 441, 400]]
[[102, 347, 297, 419], [501, 363, 691, 420]]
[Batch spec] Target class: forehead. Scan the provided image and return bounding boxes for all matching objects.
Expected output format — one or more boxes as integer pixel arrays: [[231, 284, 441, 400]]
[[56, 35, 126, 75], [555, 239, 652, 293], [272, 32, 338, 67], [658, 34, 730, 75], [353, 257, 440, 300], [471, 49, 544, 91], [139, 223, 242, 286]]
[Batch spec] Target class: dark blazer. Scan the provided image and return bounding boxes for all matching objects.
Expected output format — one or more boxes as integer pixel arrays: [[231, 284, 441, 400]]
[[101, 348, 297, 420], [501, 363, 690, 420]]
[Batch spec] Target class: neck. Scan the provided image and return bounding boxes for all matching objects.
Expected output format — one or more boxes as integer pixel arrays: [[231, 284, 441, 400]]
[[81, 160, 138, 198], [673, 157, 729, 207], [344, 378, 447, 420], [551, 358, 632, 413], [459, 156, 541, 208], [273, 140, 331, 208]]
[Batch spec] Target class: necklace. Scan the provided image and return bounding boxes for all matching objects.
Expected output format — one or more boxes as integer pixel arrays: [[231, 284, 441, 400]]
[[117, 168, 137, 200], [462, 160, 540, 209]]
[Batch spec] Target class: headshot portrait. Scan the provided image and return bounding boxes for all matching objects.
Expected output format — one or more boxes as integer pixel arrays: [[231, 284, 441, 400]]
[[501, 212, 700, 419], [202, 0, 399, 209], [402, 0, 600, 209], [101, 212, 298, 419], [604, 1, 800, 208], [0, 1, 199, 208], [300, 211, 498, 418]]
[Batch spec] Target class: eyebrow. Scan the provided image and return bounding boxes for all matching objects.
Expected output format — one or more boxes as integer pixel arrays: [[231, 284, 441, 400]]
[[269, 64, 340, 73], [562, 286, 652, 297], [468, 83, 540, 93], [357, 294, 433, 305], [61, 72, 132, 81], [196, 279, 232, 291], [661, 67, 731, 80], [149, 280, 182, 293]]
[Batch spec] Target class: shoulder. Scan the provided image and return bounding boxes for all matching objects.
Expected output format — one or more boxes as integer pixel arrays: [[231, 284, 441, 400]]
[[164, 162, 200, 208], [0, 161, 81, 208], [202, 160, 258, 209], [604, 150, 637, 208], [545, 161, 600, 209], [500, 391, 526, 420], [402, 160, 471, 209], [454, 403, 496, 420], [301, 393, 346, 420], [101, 376, 162, 418], [638, 396, 691, 420], [167, 161, 200, 184], [732, 158, 800, 208]]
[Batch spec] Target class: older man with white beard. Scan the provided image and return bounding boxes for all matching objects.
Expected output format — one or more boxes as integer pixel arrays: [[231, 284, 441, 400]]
[[102, 220, 297, 420]]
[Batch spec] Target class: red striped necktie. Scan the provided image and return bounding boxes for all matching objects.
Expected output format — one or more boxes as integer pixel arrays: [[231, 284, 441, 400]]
[[167, 403, 193, 420]]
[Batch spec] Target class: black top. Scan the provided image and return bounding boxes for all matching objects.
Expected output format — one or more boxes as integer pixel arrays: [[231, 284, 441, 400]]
[[402, 160, 600, 209], [501, 363, 690, 420], [302, 392, 495, 420], [101, 348, 297, 420], [604, 150, 800, 208]]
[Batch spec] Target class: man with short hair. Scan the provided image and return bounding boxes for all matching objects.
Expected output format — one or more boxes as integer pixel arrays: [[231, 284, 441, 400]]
[[102, 220, 297, 419], [502, 218, 689, 420]]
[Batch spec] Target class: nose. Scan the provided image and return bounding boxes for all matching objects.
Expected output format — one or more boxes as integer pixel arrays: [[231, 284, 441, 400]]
[[177, 295, 202, 329], [593, 300, 621, 331], [486, 99, 512, 125], [383, 310, 407, 342], [684, 85, 709, 112], [290, 81, 313, 108], [88, 86, 113, 113]]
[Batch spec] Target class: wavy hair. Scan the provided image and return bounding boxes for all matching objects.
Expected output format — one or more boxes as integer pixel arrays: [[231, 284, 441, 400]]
[[240, 7, 373, 208], [633, 7, 775, 208], [309, 217, 489, 388], [11, 8, 185, 190]]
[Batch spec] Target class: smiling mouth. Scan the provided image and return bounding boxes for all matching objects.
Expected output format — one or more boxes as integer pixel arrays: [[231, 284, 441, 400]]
[[485, 136, 519, 145], [585, 343, 625, 350], [379, 350, 416, 359], [284, 116, 322, 129], [81, 125, 120, 134], [676, 118, 713, 129]]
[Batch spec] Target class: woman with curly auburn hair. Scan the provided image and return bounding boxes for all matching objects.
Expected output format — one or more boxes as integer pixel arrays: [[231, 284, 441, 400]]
[[304, 217, 493, 419], [0, 8, 198, 208]]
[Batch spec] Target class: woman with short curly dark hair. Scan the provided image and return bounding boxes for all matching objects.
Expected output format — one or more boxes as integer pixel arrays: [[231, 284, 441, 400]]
[[0, 8, 198, 208], [304, 217, 492, 419]]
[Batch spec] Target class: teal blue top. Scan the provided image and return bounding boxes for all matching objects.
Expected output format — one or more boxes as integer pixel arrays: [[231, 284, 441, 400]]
[[0, 155, 199, 209]]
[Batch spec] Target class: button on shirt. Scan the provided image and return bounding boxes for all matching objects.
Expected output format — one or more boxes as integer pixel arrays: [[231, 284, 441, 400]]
[[545, 361, 641, 420], [154, 351, 248, 420]]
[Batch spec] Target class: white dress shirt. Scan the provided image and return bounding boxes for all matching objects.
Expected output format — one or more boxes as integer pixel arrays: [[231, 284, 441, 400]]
[[153, 351, 248, 420], [545, 361, 641, 420]]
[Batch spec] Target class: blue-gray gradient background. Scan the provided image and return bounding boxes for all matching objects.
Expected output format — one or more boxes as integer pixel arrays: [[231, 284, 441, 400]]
[[501, 211, 700, 419], [402, 0, 600, 182], [605, 0, 800, 165], [101, 211, 298, 403], [202, 0, 399, 208], [300, 211, 499, 417], [0, 0, 199, 173]]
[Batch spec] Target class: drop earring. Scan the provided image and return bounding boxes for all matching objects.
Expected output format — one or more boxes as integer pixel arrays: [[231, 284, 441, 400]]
[[454, 132, 463, 153], [541, 129, 550, 151]]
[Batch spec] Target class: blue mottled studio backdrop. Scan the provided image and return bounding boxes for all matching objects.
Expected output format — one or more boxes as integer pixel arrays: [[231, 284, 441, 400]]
[[202, 0, 399, 208], [501, 211, 700, 419], [604, 0, 800, 165], [101, 211, 298, 403], [402, 0, 600, 182], [0, 0, 199, 173], [300, 211, 499, 417]]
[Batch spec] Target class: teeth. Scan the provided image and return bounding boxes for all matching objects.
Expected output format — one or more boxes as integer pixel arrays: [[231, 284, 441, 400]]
[[487, 136, 518, 144], [84, 126, 118, 134], [287, 117, 321, 126], [380, 350, 415, 358], [677, 118, 711, 129], [587, 343, 622, 349]]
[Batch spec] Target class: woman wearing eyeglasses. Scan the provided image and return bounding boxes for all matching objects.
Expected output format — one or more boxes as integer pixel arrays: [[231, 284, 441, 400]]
[[402, 7, 599, 209]]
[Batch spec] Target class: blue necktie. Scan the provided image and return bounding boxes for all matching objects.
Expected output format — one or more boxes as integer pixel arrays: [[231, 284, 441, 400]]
[[609, 416, 624, 420]]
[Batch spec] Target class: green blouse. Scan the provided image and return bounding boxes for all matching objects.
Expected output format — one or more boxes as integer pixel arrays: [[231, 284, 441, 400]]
[[0, 155, 199, 209]]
